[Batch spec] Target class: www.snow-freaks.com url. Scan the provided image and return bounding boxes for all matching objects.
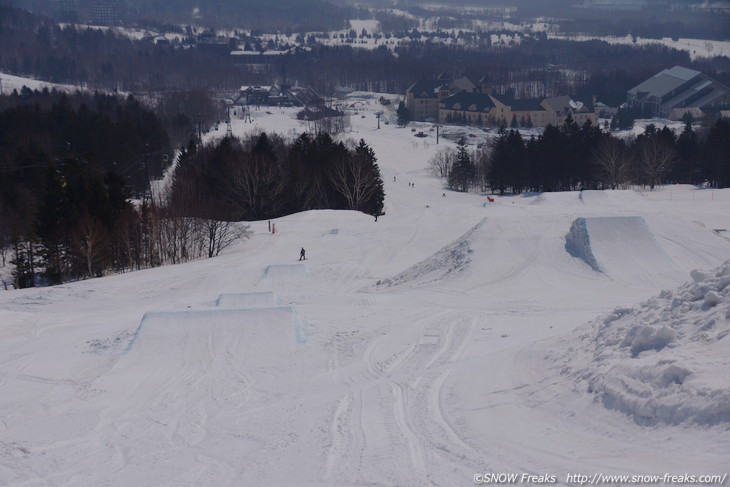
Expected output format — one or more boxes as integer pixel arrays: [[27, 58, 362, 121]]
[[473, 472, 728, 485]]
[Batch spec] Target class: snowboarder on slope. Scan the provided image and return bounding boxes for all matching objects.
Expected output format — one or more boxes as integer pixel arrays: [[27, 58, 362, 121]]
[[299, 247, 306, 261]]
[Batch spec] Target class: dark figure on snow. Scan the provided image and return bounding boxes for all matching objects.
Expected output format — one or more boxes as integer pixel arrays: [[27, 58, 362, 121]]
[[299, 247, 306, 261]]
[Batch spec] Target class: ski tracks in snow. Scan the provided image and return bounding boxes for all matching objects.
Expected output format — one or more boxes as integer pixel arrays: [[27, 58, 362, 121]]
[[321, 309, 483, 485]]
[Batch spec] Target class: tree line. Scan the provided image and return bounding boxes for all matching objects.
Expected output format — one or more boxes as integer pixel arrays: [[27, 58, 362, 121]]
[[0, 6, 242, 91], [171, 132, 385, 222], [0, 89, 240, 289], [0, 89, 386, 288], [430, 118, 730, 196]]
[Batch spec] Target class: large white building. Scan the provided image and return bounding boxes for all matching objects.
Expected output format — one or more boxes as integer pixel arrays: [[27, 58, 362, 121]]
[[627, 66, 730, 119]]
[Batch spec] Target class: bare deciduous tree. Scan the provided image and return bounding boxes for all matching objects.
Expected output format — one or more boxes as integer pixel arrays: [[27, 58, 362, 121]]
[[305, 113, 351, 135], [639, 137, 677, 190], [328, 150, 380, 212], [225, 153, 285, 219], [201, 219, 251, 258], [73, 214, 110, 278], [593, 137, 632, 189], [428, 147, 456, 182], [474, 146, 491, 192]]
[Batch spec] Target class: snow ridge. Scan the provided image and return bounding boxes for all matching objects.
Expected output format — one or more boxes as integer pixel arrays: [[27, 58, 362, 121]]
[[372, 218, 486, 290], [556, 261, 730, 426]]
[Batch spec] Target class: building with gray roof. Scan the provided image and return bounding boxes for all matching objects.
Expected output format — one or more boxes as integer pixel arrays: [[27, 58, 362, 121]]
[[627, 66, 730, 119], [439, 92, 510, 125]]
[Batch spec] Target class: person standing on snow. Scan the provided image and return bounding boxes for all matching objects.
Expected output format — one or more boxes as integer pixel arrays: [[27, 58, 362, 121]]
[[299, 247, 306, 261]]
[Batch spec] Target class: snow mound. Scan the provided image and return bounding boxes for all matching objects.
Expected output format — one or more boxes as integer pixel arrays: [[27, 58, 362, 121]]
[[262, 263, 310, 281], [565, 216, 684, 286], [371, 218, 485, 290], [553, 261, 730, 426], [216, 292, 278, 307]]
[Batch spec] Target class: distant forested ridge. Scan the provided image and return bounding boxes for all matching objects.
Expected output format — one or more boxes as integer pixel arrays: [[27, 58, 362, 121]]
[[0, 6, 242, 91], [4, 0, 364, 32], [2, 5, 729, 103]]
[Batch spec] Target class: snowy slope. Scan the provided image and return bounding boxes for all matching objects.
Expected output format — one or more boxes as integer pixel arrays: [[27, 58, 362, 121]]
[[0, 103, 729, 486]]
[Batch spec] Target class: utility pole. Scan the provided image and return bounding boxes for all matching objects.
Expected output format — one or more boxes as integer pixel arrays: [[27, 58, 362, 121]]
[[226, 106, 232, 137], [196, 113, 203, 144], [143, 143, 151, 201]]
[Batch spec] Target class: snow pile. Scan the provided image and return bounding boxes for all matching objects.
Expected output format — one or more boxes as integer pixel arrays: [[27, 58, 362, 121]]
[[372, 218, 485, 290], [554, 261, 730, 426]]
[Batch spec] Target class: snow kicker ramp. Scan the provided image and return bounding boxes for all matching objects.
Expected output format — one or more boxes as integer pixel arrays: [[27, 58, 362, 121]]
[[566, 216, 684, 287]]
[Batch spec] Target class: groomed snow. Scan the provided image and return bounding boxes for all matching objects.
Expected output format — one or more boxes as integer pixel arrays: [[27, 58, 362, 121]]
[[0, 101, 728, 485]]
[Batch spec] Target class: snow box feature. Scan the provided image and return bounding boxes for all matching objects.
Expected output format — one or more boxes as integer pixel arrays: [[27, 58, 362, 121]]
[[125, 305, 306, 358], [216, 292, 278, 308], [565, 216, 683, 286]]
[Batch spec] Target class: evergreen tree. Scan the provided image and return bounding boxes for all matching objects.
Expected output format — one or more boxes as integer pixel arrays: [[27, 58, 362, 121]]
[[448, 137, 475, 192], [354, 139, 385, 216], [396, 101, 409, 127], [488, 129, 510, 195], [672, 120, 698, 183], [705, 119, 730, 188]]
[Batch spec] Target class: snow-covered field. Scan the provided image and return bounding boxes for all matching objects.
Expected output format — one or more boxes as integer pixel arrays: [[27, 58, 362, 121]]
[[548, 34, 730, 61], [1, 100, 728, 486], [0, 72, 83, 95]]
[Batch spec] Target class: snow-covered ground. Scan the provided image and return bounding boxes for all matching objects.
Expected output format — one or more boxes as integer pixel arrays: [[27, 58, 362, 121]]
[[0, 72, 83, 95], [549, 34, 730, 61], [0, 100, 728, 486]]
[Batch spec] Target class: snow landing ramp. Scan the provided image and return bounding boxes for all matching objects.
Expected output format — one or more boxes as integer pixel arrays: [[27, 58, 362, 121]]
[[125, 306, 306, 363], [566, 216, 684, 287], [216, 291, 278, 307]]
